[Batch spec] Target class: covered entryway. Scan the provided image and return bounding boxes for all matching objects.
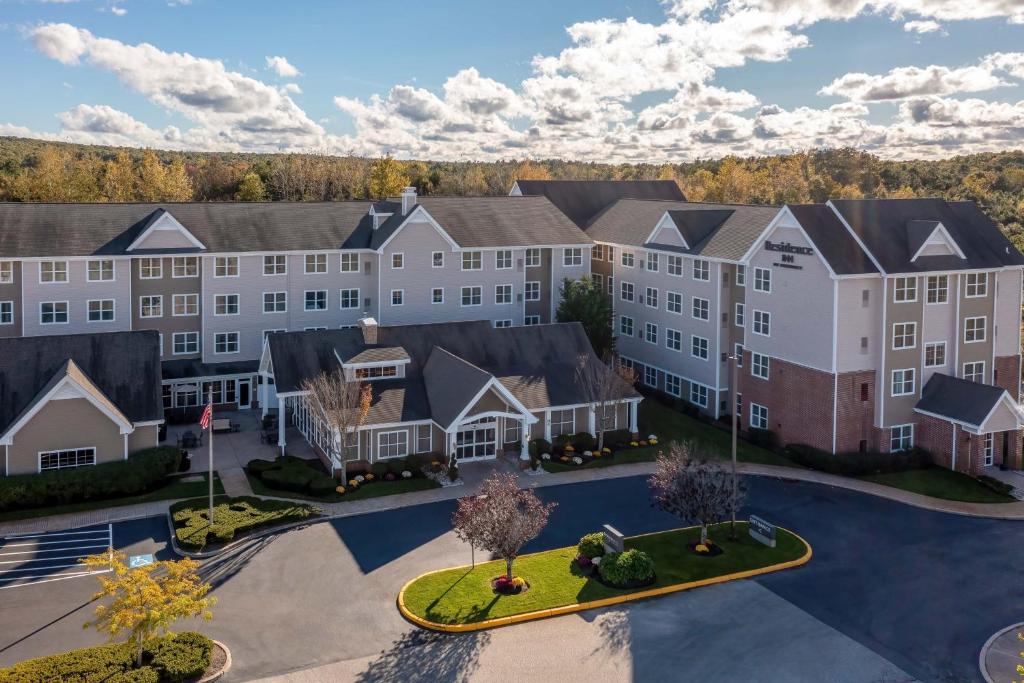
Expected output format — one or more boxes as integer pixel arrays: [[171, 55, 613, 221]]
[[455, 418, 497, 461]]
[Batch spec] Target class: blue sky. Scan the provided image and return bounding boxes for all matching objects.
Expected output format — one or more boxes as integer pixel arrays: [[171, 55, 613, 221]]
[[2, 0, 1024, 161]]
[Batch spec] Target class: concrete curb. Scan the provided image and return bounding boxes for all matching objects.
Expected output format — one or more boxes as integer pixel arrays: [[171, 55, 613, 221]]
[[396, 524, 813, 633], [197, 640, 232, 683], [978, 622, 1024, 683]]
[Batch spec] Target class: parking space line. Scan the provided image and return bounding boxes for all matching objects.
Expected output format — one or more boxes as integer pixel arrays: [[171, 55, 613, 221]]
[[0, 523, 112, 589], [3, 528, 110, 540], [0, 536, 109, 549], [0, 544, 110, 557]]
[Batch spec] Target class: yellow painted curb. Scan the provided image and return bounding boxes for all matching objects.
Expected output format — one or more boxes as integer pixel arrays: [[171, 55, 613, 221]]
[[397, 524, 813, 633]]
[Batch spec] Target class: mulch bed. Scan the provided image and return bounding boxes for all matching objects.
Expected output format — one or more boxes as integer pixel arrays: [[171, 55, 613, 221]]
[[491, 576, 531, 595], [687, 540, 725, 557], [192, 641, 229, 683]]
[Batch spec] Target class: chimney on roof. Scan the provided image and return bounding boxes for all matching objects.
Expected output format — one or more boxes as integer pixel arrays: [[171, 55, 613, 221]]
[[401, 187, 417, 216], [357, 316, 378, 345]]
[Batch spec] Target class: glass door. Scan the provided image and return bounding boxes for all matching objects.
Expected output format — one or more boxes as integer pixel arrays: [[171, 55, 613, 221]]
[[455, 422, 497, 460]]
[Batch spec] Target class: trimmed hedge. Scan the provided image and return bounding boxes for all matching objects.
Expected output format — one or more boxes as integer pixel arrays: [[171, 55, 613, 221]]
[[172, 496, 317, 551], [529, 438, 552, 458], [0, 447, 181, 512], [0, 632, 212, 683], [784, 443, 932, 476], [977, 474, 1014, 496], [577, 532, 605, 559], [598, 549, 655, 587]]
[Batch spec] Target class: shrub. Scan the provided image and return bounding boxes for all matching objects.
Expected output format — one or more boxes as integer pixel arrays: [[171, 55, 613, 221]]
[[606, 429, 631, 446], [784, 443, 932, 476], [577, 532, 605, 559], [308, 475, 338, 496], [531, 439, 552, 457], [246, 459, 278, 475], [402, 454, 422, 473], [172, 496, 316, 551], [448, 461, 459, 482], [149, 632, 212, 683], [371, 462, 390, 478], [552, 434, 572, 449], [748, 428, 779, 450], [260, 467, 315, 493], [572, 432, 596, 451], [598, 549, 655, 587], [977, 474, 1014, 495]]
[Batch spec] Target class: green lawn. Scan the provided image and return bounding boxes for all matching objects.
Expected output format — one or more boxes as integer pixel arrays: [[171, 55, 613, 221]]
[[0, 472, 225, 523], [860, 468, 1016, 504], [401, 522, 808, 626], [246, 471, 440, 502], [171, 495, 319, 551]]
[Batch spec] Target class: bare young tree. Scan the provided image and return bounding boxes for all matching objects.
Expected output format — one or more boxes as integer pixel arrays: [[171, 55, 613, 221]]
[[575, 353, 637, 452], [300, 368, 372, 481], [454, 472, 557, 581], [648, 442, 746, 545]]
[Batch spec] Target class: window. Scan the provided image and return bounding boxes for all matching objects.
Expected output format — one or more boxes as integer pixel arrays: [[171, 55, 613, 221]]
[[620, 282, 635, 302], [891, 368, 915, 396], [391, 253, 404, 270], [667, 255, 683, 276], [667, 291, 682, 314], [39, 260, 68, 283], [963, 361, 985, 383], [734, 343, 744, 366], [304, 326, 327, 332], [645, 286, 659, 308], [735, 303, 745, 327], [592, 244, 604, 261], [691, 335, 709, 360], [340, 289, 359, 309], [495, 284, 513, 304], [430, 251, 445, 268], [40, 301, 68, 324], [750, 403, 768, 429], [665, 373, 682, 397], [87, 259, 114, 282], [692, 297, 709, 320], [39, 447, 95, 472], [753, 267, 771, 293], [646, 252, 659, 272], [377, 431, 409, 459], [862, 289, 870, 307], [214, 332, 239, 354], [620, 316, 634, 336], [890, 424, 913, 452], [87, 299, 114, 322], [215, 294, 239, 316], [563, 248, 583, 267], [138, 258, 161, 279], [644, 322, 658, 344], [736, 265, 746, 286], [263, 255, 286, 275], [550, 409, 575, 438], [0, 261, 11, 284], [926, 275, 948, 304], [735, 392, 743, 416], [139, 295, 162, 318], [0, 301, 12, 325], [752, 310, 770, 336], [965, 272, 988, 297], [984, 433, 995, 466], [461, 286, 482, 306], [893, 276, 917, 303], [263, 292, 287, 313], [168, 294, 198, 317], [304, 253, 327, 274], [173, 332, 199, 355], [496, 250, 512, 269], [215, 257, 238, 278], [607, 276, 614, 295], [860, 383, 870, 401], [892, 322, 916, 349], [462, 251, 482, 270], [752, 352, 770, 379], [417, 424, 433, 453], [494, 319, 512, 328], [432, 287, 444, 304], [353, 365, 398, 379], [340, 253, 360, 272], [525, 315, 540, 326], [391, 289, 404, 306], [666, 328, 682, 351], [621, 250, 635, 268], [593, 273, 604, 289], [525, 248, 541, 267], [690, 383, 709, 408], [924, 342, 946, 367], [643, 365, 657, 388], [304, 290, 327, 311], [964, 316, 986, 343], [693, 259, 710, 281], [525, 281, 540, 302]]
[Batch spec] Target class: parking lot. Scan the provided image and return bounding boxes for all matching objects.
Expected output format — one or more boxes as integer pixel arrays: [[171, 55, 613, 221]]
[[0, 525, 113, 590]]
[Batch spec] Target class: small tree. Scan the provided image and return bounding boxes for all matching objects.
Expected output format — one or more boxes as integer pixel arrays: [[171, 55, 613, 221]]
[[556, 277, 614, 358], [455, 472, 556, 581], [368, 156, 408, 199], [81, 551, 215, 667], [575, 353, 637, 452], [648, 442, 746, 545], [301, 368, 372, 481], [235, 171, 266, 201]]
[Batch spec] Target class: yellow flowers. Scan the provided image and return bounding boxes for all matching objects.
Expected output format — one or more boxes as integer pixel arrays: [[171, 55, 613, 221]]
[[629, 441, 639, 447], [366, 473, 376, 482], [565, 445, 575, 452], [649, 439, 659, 446], [348, 479, 359, 487], [602, 447, 611, 453], [695, 543, 709, 553], [335, 485, 346, 494], [511, 577, 526, 589]]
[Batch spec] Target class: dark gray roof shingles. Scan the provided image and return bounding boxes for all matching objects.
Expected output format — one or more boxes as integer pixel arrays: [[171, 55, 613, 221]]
[[916, 373, 1010, 427], [514, 180, 685, 228]]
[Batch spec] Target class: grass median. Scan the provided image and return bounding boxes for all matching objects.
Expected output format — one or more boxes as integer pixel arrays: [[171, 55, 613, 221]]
[[171, 495, 319, 552]]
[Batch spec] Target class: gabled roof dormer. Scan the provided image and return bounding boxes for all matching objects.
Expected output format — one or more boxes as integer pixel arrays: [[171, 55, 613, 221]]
[[126, 209, 206, 252], [645, 212, 690, 249], [908, 220, 966, 262]]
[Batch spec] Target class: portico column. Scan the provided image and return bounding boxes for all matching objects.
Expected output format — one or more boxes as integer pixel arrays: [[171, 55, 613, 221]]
[[520, 417, 530, 453], [587, 404, 596, 435], [260, 377, 268, 419], [629, 401, 638, 434], [277, 396, 287, 456], [543, 410, 552, 441]]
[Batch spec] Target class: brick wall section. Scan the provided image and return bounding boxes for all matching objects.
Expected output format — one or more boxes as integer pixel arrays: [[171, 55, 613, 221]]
[[739, 353, 833, 452], [916, 413, 1023, 472], [994, 355, 1021, 398], [916, 414, 955, 468], [834, 370, 878, 453]]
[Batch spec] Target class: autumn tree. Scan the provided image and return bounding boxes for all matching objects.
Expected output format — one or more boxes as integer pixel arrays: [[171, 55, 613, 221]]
[[102, 151, 137, 202], [368, 156, 407, 199], [556, 277, 614, 358], [80, 551, 215, 667], [236, 171, 266, 201], [300, 368, 372, 481], [514, 159, 552, 181], [575, 353, 636, 451]]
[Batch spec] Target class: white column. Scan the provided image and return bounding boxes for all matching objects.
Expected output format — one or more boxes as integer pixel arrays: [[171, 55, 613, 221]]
[[123, 433, 128, 460], [520, 418, 530, 453], [278, 396, 287, 456], [543, 410, 552, 441], [629, 401, 638, 433], [587, 404, 596, 435], [260, 377, 268, 419]]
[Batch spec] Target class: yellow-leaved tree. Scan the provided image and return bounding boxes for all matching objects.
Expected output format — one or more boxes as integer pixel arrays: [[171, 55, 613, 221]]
[[368, 156, 408, 199], [81, 551, 216, 667]]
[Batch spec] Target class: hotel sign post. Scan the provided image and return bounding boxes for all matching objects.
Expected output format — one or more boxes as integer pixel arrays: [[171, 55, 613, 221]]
[[748, 515, 777, 548]]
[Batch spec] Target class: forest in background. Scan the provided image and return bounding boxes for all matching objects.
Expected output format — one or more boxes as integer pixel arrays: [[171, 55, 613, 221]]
[[2, 136, 1023, 250]]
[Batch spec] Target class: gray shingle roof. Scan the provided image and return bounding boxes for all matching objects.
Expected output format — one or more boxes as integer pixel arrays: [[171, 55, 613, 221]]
[[422, 348, 492, 428], [514, 180, 685, 228], [786, 204, 879, 275], [916, 373, 1011, 428]]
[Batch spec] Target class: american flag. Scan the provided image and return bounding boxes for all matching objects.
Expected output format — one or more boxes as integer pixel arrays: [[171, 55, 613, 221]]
[[199, 401, 213, 430]]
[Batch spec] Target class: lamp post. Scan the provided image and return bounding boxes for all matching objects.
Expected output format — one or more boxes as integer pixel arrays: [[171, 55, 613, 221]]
[[729, 353, 739, 540]]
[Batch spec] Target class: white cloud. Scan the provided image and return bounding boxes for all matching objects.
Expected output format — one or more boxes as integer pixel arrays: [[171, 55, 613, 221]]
[[110, 6, 126, 16], [819, 64, 1007, 101], [265, 55, 300, 78], [282, 83, 302, 94], [903, 20, 944, 33]]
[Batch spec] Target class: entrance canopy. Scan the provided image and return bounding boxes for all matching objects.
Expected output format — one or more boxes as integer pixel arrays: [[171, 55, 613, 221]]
[[915, 373, 1024, 435]]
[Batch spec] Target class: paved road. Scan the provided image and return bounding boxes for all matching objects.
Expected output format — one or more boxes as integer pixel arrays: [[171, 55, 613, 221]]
[[0, 476, 1019, 681]]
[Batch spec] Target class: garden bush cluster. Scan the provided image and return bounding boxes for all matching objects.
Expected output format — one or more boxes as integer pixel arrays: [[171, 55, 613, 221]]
[[0, 447, 181, 512], [577, 532, 605, 559], [530, 429, 646, 468], [598, 549, 656, 588], [784, 444, 932, 476], [172, 496, 316, 551], [247, 457, 336, 496], [0, 632, 212, 683]]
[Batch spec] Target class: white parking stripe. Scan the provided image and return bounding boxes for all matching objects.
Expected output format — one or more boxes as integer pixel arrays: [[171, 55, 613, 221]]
[[0, 570, 109, 589], [0, 544, 111, 557], [3, 528, 110, 539], [0, 523, 113, 588], [0, 536, 109, 549]]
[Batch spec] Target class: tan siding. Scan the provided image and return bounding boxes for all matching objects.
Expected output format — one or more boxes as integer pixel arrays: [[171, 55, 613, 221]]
[[132, 257, 203, 359], [128, 425, 159, 452], [7, 397, 125, 475]]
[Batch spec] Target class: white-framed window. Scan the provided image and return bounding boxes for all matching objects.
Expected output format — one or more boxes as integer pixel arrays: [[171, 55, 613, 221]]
[[495, 284, 513, 304], [172, 294, 199, 317], [40, 301, 68, 324], [525, 248, 541, 268], [643, 365, 657, 388], [263, 291, 287, 313], [891, 368, 915, 396], [753, 267, 771, 293], [593, 273, 604, 290], [0, 261, 12, 284], [752, 310, 770, 336], [735, 265, 746, 287], [734, 343, 744, 367], [432, 251, 445, 268], [750, 403, 768, 429], [391, 289, 404, 306], [735, 303, 745, 327], [417, 424, 433, 453], [893, 276, 917, 303], [525, 315, 540, 326], [620, 315, 634, 337], [495, 250, 512, 269], [563, 247, 583, 267], [621, 281, 635, 302], [965, 272, 988, 298], [214, 294, 240, 316], [138, 258, 162, 280], [735, 392, 743, 417], [39, 447, 95, 472], [173, 331, 200, 355], [607, 275, 614, 295], [644, 322, 658, 344], [304, 290, 327, 311], [461, 286, 482, 306], [691, 335, 709, 360], [984, 433, 995, 466], [550, 408, 575, 438], [667, 255, 683, 276], [340, 288, 359, 309], [665, 373, 682, 397], [87, 299, 114, 322], [926, 275, 948, 304], [462, 251, 482, 271], [693, 259, 710, 281], [964, 316, 986, 343], [0, 301, 12, 325], [340, 253, 360, 273], [525, 281, 540, 301], [666, 291, 682, 314], [40, 260, 69, 283], [592, 244, 604, 261], [493, 319, 512, 328], [621, 250, 635, 268], [692, 296, 709, 320], [924, 341, 946, 367], [645, 252, 659, 272], [645, 286, 659, 308], [263, 255, 286, 276], [690, 383, 709, 408], [139, 295, 162, 318], [963, 361, 985, 383], [214, 257, 239, 278], [752, 352, 769, 379], [432, 287, 444, 304], [306, 253, 328, 274], [666, 328, 682, 351], [892, 322, 916, 349], [391, 253, 404, 270], [890, 424, 913, 452], [87, 259, 114, 282], [214, 332, 240, 354], [377, 430, 409, 459], [171, 256, 198, 278], [305, 326, 327, 332]]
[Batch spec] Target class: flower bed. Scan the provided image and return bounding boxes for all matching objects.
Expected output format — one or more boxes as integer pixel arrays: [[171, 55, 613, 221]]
[[171, 495, 318, 551], [535, 431, 659, 473], [246, 455, 440, 502]]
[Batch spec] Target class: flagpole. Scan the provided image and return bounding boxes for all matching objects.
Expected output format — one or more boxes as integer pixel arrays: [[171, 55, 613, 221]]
[[207, 388, 214, 527]]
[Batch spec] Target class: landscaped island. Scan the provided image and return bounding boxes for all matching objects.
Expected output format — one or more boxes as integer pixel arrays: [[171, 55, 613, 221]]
[[171, 495, 319, 552]]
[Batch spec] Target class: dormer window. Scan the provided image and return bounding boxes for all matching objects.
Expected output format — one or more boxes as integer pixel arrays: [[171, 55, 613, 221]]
[[354, 365, 398, 379]]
